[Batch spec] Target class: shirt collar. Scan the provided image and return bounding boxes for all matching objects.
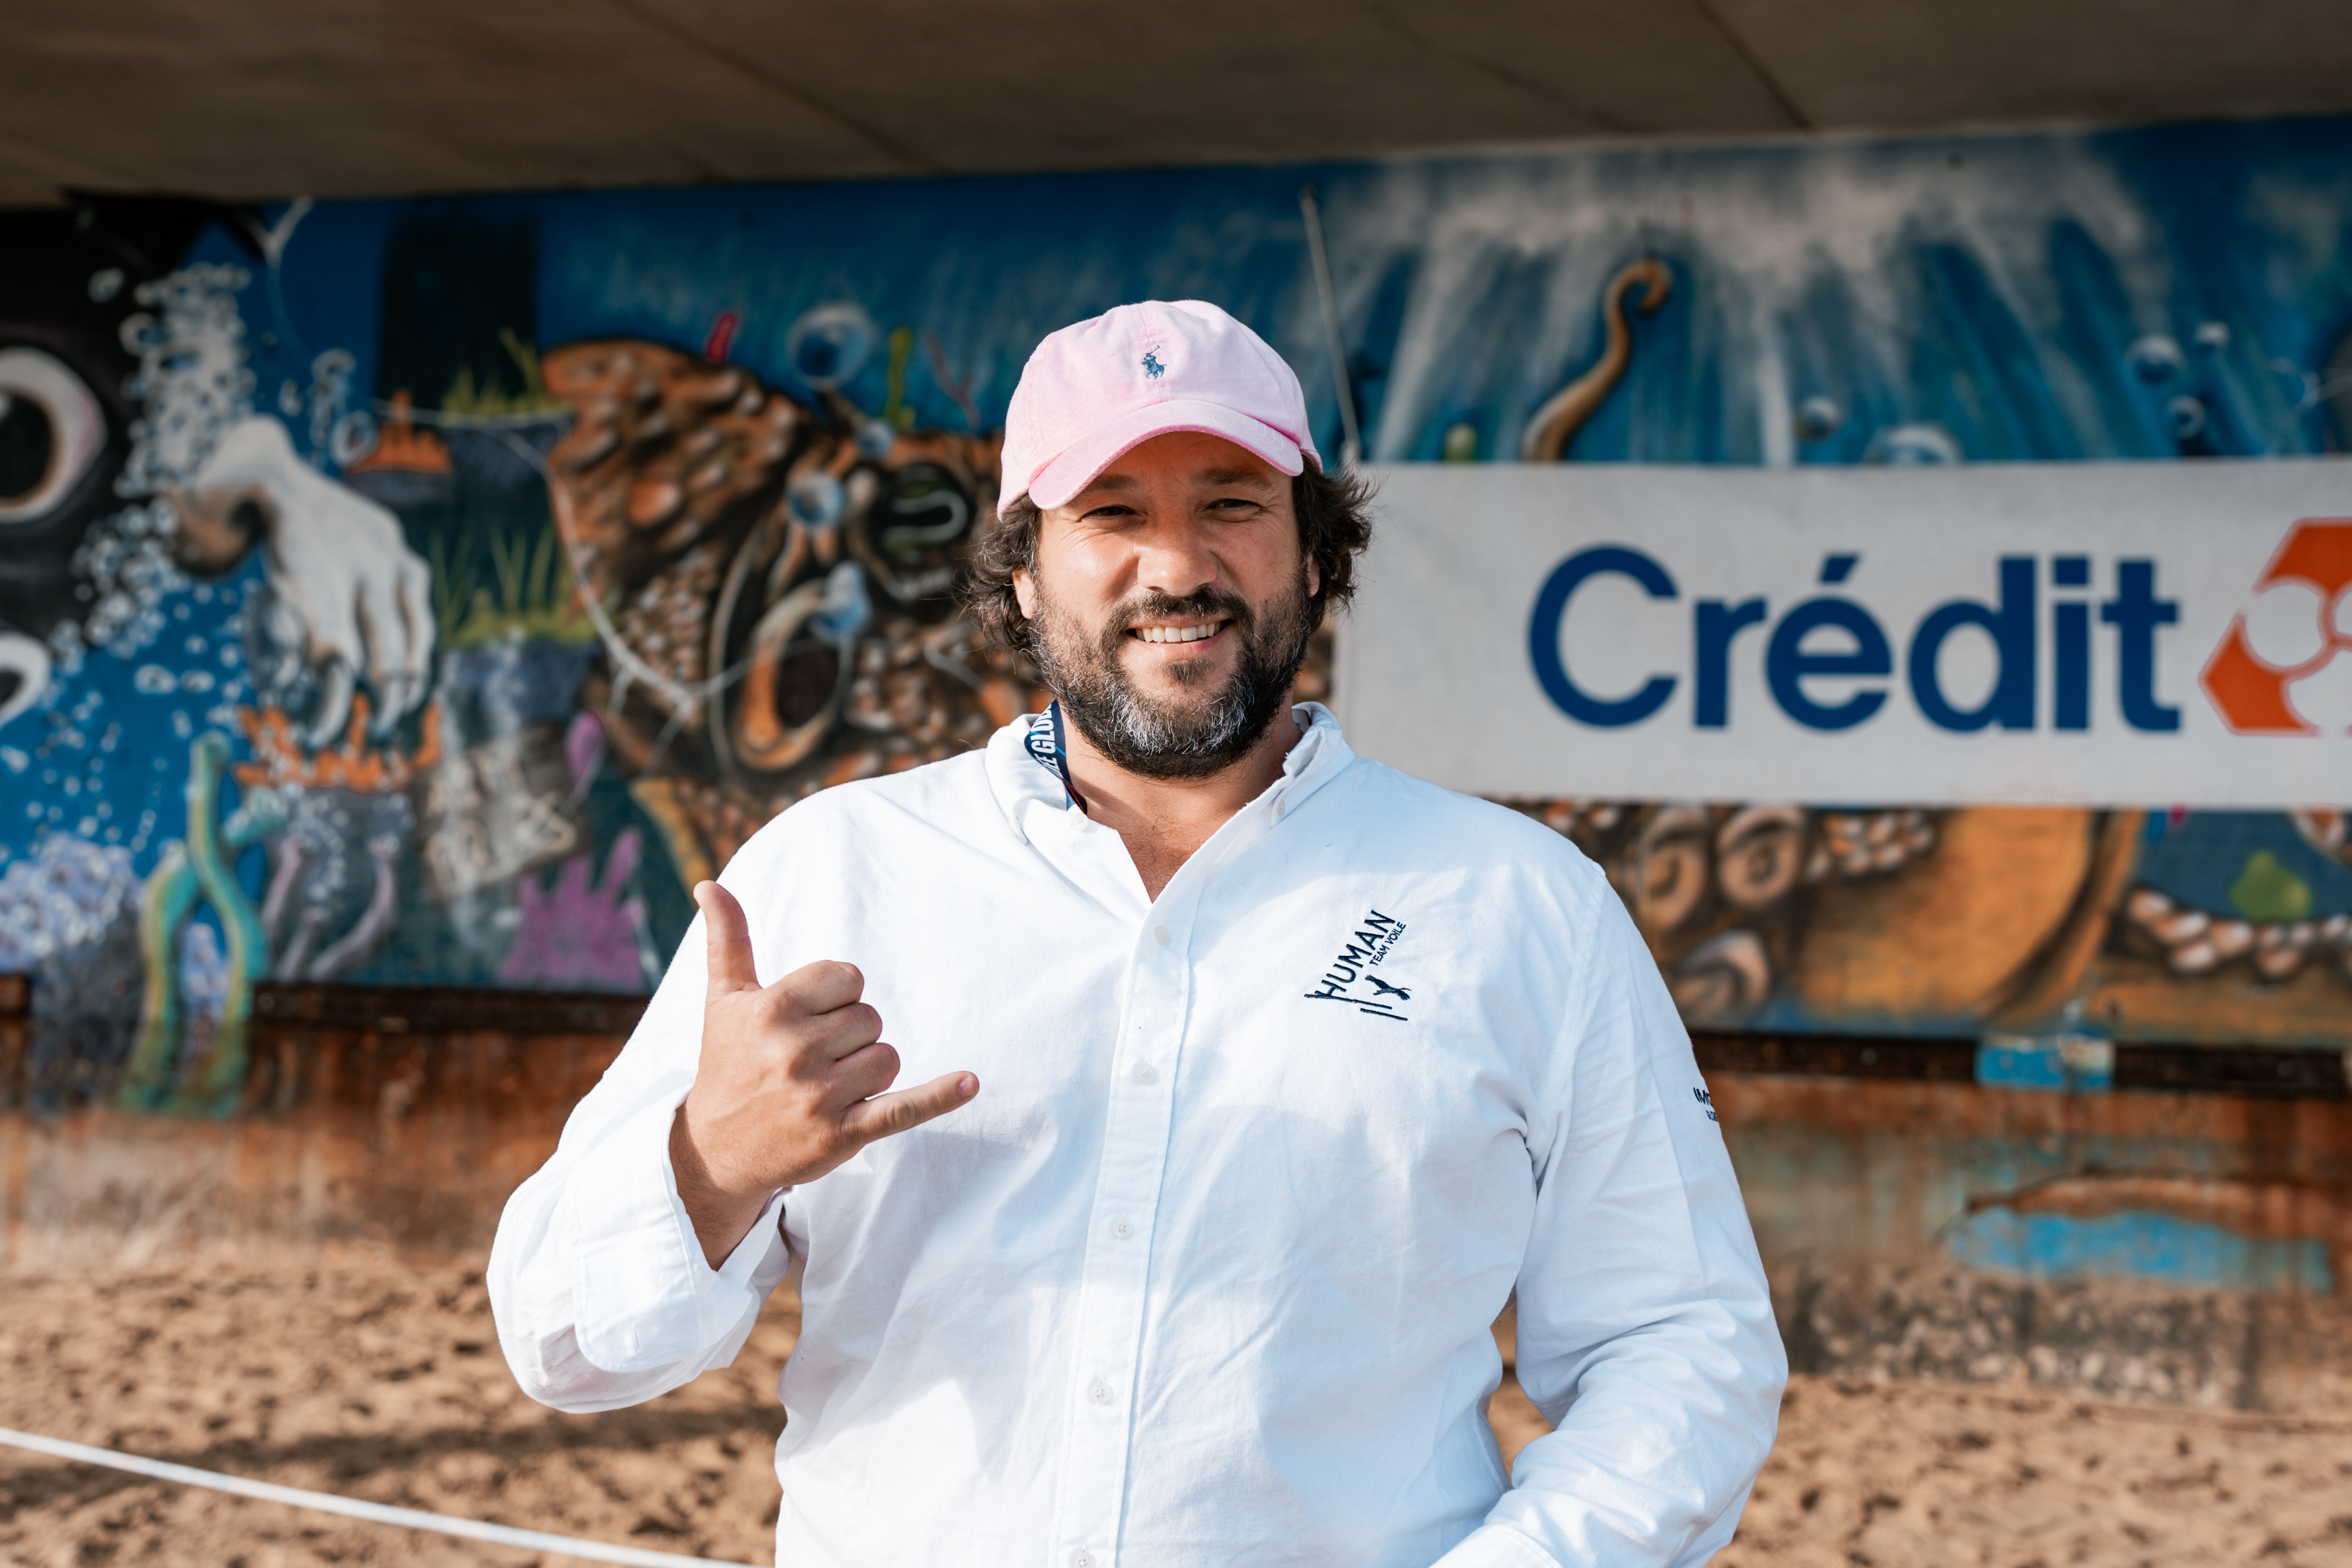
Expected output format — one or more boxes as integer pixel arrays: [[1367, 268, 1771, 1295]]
[[983, 700, 1355, 843]]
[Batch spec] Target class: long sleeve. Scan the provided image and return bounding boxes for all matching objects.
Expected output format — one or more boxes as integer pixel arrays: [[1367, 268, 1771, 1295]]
[[1436, 896, 1788, 1568], [487, 903, 796, 1413]]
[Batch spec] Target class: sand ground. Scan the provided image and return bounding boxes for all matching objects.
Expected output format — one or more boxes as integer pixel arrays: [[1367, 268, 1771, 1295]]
[[1, 1261, 2348, 1567]]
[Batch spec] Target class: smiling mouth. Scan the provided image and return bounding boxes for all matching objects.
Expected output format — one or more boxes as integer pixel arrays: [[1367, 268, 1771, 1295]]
[[1129, 620, 1229, 646]]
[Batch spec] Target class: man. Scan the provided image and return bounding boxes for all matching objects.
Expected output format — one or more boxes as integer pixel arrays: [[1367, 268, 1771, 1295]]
[[489, 299, 1784, 1567]]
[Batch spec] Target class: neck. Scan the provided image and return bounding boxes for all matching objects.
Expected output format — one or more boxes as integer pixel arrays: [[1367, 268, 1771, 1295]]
[[1059, 704, 1303, 902]]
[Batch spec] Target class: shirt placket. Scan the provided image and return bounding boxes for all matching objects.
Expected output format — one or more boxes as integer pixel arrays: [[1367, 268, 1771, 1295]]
[[1047, 881, 1199, 1568]]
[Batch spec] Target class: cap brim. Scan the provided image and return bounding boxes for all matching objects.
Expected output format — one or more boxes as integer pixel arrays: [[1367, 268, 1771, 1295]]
[[1025, 398, 1310, 511]]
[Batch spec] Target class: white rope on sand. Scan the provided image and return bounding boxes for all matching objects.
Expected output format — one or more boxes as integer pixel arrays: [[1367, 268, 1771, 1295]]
[[0, 1425, 758, 1567]]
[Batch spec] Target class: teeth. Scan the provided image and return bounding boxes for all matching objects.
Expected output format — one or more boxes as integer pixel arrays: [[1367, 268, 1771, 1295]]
[[1136, 623, 1220, 644]]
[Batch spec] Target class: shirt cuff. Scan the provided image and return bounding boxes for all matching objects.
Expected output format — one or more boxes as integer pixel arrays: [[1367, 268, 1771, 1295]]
[[568, 1073, 788, 1372], [1431, 1523, 1563, 1568]]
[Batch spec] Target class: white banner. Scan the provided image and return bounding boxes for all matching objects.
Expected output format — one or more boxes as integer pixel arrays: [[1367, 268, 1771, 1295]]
[[1336, 460, 2352, 807]]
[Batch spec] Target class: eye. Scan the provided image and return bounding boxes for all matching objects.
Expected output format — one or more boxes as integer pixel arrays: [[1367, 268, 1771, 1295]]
[[0, 346, 107, 524]]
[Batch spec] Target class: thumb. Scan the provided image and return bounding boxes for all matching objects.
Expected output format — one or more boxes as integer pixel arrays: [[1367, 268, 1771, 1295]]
[[696, 881, 760, 994]]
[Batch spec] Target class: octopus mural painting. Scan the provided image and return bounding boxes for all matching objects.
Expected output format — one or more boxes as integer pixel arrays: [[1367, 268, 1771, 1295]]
[[1, 113, 2349, 1112]]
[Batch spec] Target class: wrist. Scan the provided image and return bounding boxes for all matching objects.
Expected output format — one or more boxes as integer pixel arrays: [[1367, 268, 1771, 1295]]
[[668, 1104, 776, 1265]]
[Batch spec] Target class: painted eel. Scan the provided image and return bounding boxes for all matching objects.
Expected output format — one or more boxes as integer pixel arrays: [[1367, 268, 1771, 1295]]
[[1519, 258, 1673, 463], [119, 732, 277, 1114]]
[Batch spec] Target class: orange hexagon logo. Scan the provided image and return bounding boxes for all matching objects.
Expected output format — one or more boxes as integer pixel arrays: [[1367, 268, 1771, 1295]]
[[2201, 519, 2352, 736]]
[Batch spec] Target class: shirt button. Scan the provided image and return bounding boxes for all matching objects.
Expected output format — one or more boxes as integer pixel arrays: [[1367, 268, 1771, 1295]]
[[1089, 1380, 1112, 1405], [1152, 924, 1171, 946], [1112, 1219, 1133, 1239], [1074, 1554, 1094, 1568], [1133, 1061, 1157, 1084]]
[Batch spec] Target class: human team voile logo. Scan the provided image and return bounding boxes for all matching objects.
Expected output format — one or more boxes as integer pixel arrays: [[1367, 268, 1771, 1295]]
[[2200, 518, 2352, 735], [1303, 910, 1411, 1020]]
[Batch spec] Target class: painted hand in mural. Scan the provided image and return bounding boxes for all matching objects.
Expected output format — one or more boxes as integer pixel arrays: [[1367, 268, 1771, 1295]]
[[669, 881, 978, 1264], [173, 416, 435, 747]]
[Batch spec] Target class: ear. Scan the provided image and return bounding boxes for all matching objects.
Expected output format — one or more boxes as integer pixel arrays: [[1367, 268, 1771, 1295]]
[[1306, 555, 1321, 599], [1012, 567, 1038, 620]]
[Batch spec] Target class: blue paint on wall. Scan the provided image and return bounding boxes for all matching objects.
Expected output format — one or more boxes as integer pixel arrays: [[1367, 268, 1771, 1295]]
[[1950, 1208, 2334, 1295]]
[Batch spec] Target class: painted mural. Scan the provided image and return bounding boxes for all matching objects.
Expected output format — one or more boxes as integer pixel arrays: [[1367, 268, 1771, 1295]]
[[3, 117, 2351, 1112]]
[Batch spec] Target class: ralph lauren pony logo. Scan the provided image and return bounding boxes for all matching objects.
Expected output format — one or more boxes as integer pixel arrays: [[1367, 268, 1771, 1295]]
[[1303, 908, 1411, 1020], [1141, 348, 1167, 379]]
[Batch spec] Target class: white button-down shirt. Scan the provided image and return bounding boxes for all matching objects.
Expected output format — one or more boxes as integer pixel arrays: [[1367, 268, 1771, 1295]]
[[489, 704, 1783, 1568]]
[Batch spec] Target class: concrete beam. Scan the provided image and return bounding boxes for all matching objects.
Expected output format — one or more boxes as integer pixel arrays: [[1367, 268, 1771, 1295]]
[[0, 3, 2346, 208]]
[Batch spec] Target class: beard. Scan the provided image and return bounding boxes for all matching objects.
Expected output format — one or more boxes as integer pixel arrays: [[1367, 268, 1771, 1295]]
[[1025, 566, 1316, 781]]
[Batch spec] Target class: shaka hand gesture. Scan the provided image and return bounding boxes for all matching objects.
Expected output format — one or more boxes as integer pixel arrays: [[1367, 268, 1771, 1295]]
[[669, 880, 978, 1264]]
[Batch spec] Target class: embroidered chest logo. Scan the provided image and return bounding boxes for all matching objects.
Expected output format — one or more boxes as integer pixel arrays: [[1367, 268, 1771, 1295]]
[[1303, 909, 1412, 1020]]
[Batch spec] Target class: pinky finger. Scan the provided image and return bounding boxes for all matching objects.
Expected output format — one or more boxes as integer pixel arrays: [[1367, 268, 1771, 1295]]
[[840, 1071, 979, 1146]]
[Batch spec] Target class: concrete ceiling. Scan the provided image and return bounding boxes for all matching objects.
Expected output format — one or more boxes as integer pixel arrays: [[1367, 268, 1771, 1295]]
[[3, 0, 2348, 209]]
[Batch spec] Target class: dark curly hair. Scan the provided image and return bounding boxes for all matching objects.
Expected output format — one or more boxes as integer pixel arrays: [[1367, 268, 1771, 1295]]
[[960, 464, 1377, 652]]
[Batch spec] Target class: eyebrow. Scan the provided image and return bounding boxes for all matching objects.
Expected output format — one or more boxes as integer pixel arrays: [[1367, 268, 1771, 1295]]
[[1079, 464, 1278, 498]]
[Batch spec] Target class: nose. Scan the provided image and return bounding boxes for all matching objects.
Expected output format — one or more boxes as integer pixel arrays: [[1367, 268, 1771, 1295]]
[[1131, 513, 1221, 600]]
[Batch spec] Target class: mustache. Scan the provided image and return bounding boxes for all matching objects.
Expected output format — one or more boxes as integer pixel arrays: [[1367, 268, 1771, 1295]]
[[1102, 588, 1254, 647]]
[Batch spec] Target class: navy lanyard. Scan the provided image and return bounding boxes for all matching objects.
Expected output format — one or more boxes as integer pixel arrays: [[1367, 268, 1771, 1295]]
[[1024, 701, 1088, 812]]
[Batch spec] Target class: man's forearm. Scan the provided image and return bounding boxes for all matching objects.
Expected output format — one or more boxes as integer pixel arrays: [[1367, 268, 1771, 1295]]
[[669, 1104, 780, 1267], [491, 1097, 786, 1411]]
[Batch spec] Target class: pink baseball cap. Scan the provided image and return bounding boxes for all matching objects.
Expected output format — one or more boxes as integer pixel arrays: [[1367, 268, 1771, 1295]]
[[997, 300, 1321, 514]]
